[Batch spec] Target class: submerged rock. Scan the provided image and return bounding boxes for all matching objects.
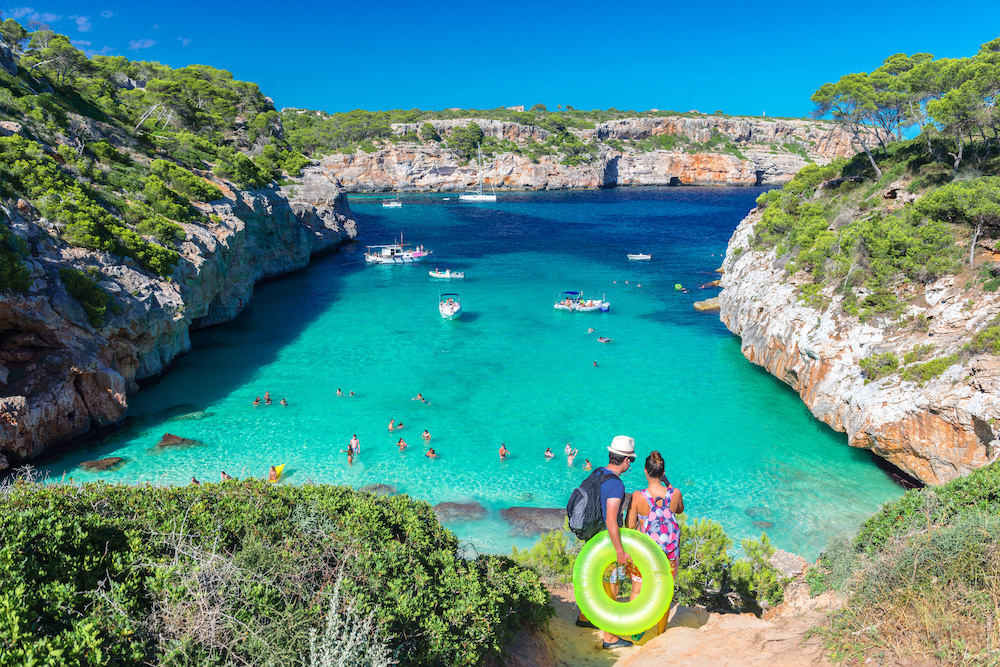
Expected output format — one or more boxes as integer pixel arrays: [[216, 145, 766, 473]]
[[360, 483, 396, 495], [745, 506, 769, 518], [694, 297, 721, 311], [500, 507, 566, 536], [167, 410, 215, 422], [434, 501, 486, 523], [79, 456, 125, 471], [752, 520, 774, 530], [157, 433, 199, 448]]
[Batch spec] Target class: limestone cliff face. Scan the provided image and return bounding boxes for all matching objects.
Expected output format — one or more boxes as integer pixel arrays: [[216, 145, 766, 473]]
[[323, 115, 858, 191], [719, 209, 1000, 486], [0, 169, 355, 469]]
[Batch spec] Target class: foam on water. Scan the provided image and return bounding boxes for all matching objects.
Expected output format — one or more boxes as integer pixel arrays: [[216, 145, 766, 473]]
[[36, 187, 903, 559]]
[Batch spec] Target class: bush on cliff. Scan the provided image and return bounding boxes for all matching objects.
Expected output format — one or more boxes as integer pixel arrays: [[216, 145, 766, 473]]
[[0, 480, 552, 667], [0, 223, 31, 292], [808, 462, 1000, 664], [58, 267, 113, 326]]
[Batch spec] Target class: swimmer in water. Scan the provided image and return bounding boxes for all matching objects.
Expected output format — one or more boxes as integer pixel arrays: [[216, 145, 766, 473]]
[[280, 398, 288, 406], [221, 471, 234, 481], [412, 393, 428, 403], [347, 449, 354, 465], [268, 466, 278, 482], [425, 448, 438, 459], [499, 443, 508, 460], [397, 437, 407, 451], [422, 429, 431, 443], [336, 388, 343, 397], [598, 337, 612, 343], [593, 360, 599, 367], [349, 390, 355, 396], [265, 395, 271, 405], [567, 448, 578, 466], [564, 443, 573, 455], [396, 422, 404, 430], [388, 419, 394, 432], [349, 435, 359, 454], [252, 396, 260, 407], [583, 459, 592, 471], [587, 328, 595, 333], [544, 448, 554, 459], [191, 476, 200, 485]]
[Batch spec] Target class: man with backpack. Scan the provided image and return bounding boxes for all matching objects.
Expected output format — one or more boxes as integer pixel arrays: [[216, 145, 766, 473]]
[[566, 435, 637, 649]]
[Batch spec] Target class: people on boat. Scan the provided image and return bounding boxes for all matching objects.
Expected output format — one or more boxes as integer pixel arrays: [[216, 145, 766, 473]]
[[499, 443, 508, 460], [425, 448, 438, 459], [544, 448, 554, 459], [252, 396, 260, 407], [268, 466, 278, 482], [221, 470, 234, 481], [422, 429, 431, 443], [397, 437, 407, 451], [280, 398, 288, 406]]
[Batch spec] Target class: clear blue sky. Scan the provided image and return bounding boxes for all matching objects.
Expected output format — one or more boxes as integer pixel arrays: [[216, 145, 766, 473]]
[[6, 0, 1000, 117]]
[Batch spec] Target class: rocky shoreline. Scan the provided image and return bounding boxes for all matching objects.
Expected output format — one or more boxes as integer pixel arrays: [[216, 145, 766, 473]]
[[0, 166, 354, 470], [311, 115, 861, 192], [719, 205, 1000, 486]]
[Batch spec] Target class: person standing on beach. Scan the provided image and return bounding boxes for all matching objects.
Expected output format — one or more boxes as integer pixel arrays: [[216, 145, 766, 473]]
[[575, 435, 637, 650]]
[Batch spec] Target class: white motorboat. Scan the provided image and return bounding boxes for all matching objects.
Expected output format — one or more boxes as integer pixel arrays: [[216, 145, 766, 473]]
[[365, 237, 431, 264], [627, 253, 651, 260], [439, 293, 462, 318], [382, 196, 402, 208], [429, 268, 465, 279], [459, 143, 497, 202], [554, 290, 610, 312]]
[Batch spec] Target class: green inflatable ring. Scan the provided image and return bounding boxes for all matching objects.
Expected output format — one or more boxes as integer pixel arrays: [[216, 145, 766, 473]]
[[572, 528, 673, 637]]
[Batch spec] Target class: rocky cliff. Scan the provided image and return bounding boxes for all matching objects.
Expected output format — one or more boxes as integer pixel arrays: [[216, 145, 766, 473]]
[[0, 167, 355, 470], [322, 115, 860, 191], [719, 206, 1000, 486]]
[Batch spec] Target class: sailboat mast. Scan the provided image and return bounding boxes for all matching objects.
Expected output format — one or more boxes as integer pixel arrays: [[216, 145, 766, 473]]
[[477, 143, 484, 194]]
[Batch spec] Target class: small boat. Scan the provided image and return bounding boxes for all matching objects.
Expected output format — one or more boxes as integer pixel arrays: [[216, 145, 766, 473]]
[[429, 268, 465, 279], [627, 253, 651, 260], [365, 235, 431, 264], [554, 290, 610, 312], [459, 143, 498, 202], [382, 198, 402, 208], [439, 293, 461, 318]]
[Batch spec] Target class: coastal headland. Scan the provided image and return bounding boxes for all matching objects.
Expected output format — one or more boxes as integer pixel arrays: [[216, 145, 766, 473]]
[[298, 115, 859, 191]]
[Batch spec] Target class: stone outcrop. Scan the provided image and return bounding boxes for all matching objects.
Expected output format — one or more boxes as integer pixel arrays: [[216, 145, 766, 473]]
[[79, 456, 125, 471], [500, 507, 566, 535], [719, 208, 1000, 485], [434, 501, 487, 523], [0, 170, 355, 469], [318, 115, 860, 191]]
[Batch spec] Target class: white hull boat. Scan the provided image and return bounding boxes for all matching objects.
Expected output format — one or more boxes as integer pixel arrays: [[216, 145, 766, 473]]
[[627, 253, 651, 260], [459, 143, 497, 202], [382, 200, 402, 208], [554, 290, 610, 312], [429, 269, 465, 279], [365, 238, 431, 264], [439, 293, 461, 318]]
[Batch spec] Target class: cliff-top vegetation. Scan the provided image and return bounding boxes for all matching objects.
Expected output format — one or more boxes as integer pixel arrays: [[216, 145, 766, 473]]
[[743, 36, 1000, 384], [0, 17, 311, 292], [279, 105, 810, 166]]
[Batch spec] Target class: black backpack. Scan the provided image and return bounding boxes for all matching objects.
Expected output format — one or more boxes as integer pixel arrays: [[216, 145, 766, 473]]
[[567, 468, 619, 541]]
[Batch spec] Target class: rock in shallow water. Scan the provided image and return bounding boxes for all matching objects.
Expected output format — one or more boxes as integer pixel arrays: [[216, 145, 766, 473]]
[[500, 507, 566, 536], [434, 501, 486, 523], [79, 457, 125, 471], [157, 433, 199, 448], [752, 520, 774, 530], [360, 483, 396, 495]]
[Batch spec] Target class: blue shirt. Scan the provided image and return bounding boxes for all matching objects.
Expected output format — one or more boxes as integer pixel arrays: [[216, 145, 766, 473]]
[[597, 467, 625, 524]]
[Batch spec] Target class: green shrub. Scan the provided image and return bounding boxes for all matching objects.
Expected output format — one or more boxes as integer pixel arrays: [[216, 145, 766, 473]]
[[859, 351, 899, 381], [675, 516, 732, 605], [150, 159, 223, 202], [0, 481, 553, 667], [511, 523, 579, 584], [0, 224, 31, 292], [900, 353, 960, 384], [970, 315, 1000, 355], [730, 534, 784, 606], [902, 343, 935, 365], [58, 267, 112, 326], [215, 147, 271, 188]]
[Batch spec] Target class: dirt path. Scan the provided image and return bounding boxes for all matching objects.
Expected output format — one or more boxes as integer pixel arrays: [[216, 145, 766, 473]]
[[504, 582, 841, 667]]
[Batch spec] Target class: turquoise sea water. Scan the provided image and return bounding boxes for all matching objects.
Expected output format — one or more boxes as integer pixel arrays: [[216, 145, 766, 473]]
[[36, 187, 902, 559]]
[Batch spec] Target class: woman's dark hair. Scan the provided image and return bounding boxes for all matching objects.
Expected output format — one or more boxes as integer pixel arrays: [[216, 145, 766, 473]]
[[645, 451, 665, 479]]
